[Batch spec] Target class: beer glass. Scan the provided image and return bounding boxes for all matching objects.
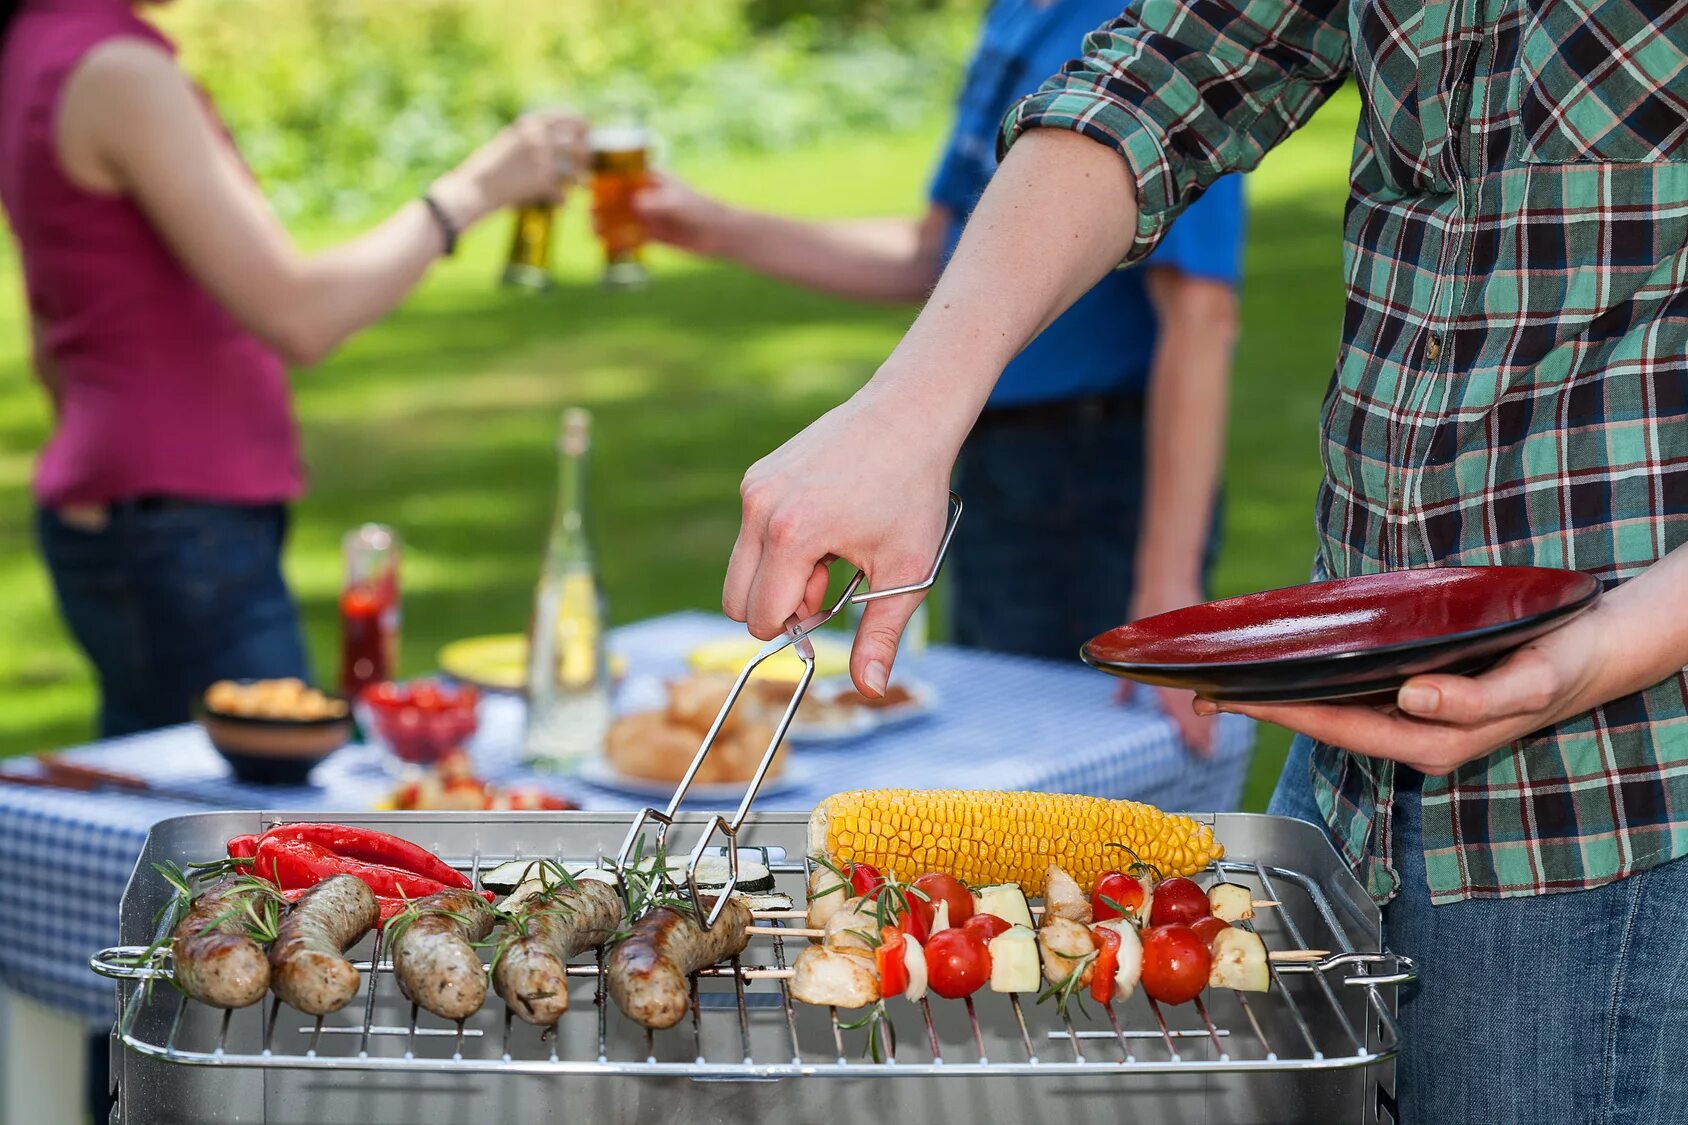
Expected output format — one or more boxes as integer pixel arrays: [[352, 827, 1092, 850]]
[[502, 203, 556, 291], [589, 120, 651, 289]]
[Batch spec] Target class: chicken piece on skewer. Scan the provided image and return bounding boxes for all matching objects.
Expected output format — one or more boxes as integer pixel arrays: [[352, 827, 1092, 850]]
[[1044, 864, 1092, 924]]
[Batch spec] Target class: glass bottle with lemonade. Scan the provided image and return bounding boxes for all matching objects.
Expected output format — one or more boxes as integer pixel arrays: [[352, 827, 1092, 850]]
[[524, 408, 611, 769]]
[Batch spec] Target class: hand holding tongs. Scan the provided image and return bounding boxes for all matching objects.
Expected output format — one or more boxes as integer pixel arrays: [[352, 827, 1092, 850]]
[[614, 492, 963, 927]]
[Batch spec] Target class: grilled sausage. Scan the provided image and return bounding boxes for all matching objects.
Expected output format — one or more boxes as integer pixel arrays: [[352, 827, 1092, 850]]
[[171, 876, 272, 1009], [493, 879, 624, 1026], [269, 874, 378, 1015], [392, 888, 495, 1020], [607, 896, 752, 1029]]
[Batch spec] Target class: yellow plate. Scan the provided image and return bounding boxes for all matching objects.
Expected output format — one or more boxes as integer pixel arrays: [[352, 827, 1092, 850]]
[[438, 634, 627, 692], [687, 635, 850, 683]]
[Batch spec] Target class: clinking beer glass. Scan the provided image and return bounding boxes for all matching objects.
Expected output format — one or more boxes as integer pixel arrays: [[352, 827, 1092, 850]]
[[503, 203, 556, 291], [589, 119, 651, 289]]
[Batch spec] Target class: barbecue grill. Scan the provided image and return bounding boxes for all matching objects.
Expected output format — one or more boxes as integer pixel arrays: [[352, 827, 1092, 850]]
[[93, 508, 1410, 1122], [93, 809, 1411, 1124]]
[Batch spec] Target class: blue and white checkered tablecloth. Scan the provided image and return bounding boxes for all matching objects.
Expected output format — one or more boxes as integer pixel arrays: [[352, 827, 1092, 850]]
[[0, 612, 1251, 1023]]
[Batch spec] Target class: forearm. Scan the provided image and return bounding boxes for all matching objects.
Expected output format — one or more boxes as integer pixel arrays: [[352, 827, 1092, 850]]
[[277, 200, 447, 365], [1581, 548, 1688, 704], [865, 129, 1139, 452], [1134, 283, 1237, 601], [716, 212, 940, 303]]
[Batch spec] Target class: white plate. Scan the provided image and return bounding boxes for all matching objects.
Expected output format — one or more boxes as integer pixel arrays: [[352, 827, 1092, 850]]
[[573, 757, 811, 803], [787, 679, 939, 747]]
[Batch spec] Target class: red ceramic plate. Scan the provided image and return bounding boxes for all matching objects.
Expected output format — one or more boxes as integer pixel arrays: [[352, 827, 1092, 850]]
[[1082, 567, 1602, 703]]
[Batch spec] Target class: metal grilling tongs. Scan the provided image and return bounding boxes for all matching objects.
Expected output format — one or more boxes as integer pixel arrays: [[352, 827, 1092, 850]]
[[614, 492, 963, 927]]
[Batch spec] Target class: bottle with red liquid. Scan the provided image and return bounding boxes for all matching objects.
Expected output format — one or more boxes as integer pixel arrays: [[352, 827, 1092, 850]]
[[340, 524, 401, 700]]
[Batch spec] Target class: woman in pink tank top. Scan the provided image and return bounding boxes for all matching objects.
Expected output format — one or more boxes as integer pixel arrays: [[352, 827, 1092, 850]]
[[0, 0, 586, 740]]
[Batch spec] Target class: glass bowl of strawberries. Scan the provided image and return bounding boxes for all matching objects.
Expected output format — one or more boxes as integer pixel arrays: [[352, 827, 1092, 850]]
[[357, 679, 479, 772]]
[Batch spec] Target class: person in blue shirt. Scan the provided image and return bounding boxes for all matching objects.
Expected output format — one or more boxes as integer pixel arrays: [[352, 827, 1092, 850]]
[[634, 0, 1245, 753]]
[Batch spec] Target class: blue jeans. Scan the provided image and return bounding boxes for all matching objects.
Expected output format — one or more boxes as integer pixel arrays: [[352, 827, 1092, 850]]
[[1270, 736, 1688, 1124], [36, 501, 310, 738], [948, 396, 1219, 660]]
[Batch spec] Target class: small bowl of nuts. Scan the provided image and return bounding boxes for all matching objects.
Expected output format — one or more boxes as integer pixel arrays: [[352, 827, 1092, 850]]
[[198, 679, 352, 784]]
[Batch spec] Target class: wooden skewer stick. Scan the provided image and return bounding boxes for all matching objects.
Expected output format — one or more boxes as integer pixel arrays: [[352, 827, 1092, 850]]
[[751, 900, 1280, 922], [738, 949, 1330, 982], [1266, 949, 1330, 962], [748, 925, 824, 939]]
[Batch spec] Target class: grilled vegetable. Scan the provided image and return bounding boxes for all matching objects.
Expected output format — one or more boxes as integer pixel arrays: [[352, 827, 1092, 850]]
[[484, 860, 622, 898], [810, 790, 1222, 894], [910, 873, 972, 931], [256, 824, 471, 891], [899, 931, 928, 1001], [1045, 865, 1091, 923], [667, 856, 774, 894], [738, 891, 793, 913], [973, 884, 1034, 930], [1208, 927, 1270, 992], [1141, 924, 1211, 1005], [965, 913, 1012, 944], [987, 925, 1039, 993], [1190, 916, 1230, 947], [925, 927, 991, 999], [1091, 919, 1142, 1002], [1208, 882, 1255, 923], [875, 928, 910, 997], [1092, 870, 1149, 923], [1089, 925, 1122, 1004], [1147, 877, 1211, 928]]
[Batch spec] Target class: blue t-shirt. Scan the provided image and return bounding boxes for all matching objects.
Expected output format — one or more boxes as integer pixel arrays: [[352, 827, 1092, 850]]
[[929, 0, 1247, 407]]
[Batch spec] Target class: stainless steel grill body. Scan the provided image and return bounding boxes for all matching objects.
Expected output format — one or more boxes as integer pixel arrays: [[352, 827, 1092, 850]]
[[101, 811, 1400, 1124]]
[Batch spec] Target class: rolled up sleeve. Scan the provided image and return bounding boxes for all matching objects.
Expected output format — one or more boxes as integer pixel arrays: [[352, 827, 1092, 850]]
[[1001, 0, 1351, 263]]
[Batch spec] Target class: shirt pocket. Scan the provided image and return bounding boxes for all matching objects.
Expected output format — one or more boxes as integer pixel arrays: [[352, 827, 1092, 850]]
[[1515, 0, 1688, 163]]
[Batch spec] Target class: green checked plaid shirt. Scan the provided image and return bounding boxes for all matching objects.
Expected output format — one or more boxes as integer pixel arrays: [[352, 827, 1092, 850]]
[[1004, 0, 1688, 904]]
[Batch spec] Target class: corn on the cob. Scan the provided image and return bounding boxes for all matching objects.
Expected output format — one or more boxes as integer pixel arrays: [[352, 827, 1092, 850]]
[[807, 789, 1223, 894]]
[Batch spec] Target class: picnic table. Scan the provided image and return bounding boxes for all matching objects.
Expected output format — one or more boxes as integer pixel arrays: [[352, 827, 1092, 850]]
[[0, 612, 1251, 1120]]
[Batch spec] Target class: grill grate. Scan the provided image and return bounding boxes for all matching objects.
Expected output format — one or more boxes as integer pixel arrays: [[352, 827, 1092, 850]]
[[92, 855, 1410, 1079]]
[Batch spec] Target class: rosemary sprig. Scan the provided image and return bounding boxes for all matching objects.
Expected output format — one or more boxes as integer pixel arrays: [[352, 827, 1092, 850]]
[[837, 1000, 895, 1063], [1104, 842, 1162, 885], [1035, 949, 1099, 1019], [385, 900, 480, 951], [806, 853, 852, 900], [480, 860, 588, 975], [1099, 894, 1134, 919]]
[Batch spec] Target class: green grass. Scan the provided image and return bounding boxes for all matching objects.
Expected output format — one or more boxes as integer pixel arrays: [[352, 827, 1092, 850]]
[[0, 89, 1359, 808]]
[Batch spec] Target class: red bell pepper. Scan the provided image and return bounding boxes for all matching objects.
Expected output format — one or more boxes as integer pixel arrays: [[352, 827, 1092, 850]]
[[281, 886, 416, 929], [255, 823, 470, 890], [876, 926, 909, 998], [254, 836, 472, 901], [1090, 925, 1122, 1006], [226, 834, 259, 860]]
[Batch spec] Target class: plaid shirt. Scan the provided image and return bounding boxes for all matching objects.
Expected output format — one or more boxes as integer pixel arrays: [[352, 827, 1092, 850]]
[[1004, 0, 1688, 904]]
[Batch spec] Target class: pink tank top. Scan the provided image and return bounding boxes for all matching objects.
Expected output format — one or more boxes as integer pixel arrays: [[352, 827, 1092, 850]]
[[0, 0, 303, 506]]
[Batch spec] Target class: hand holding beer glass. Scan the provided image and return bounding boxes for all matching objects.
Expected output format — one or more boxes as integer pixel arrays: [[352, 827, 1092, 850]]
[[589, 115, 653, 289], [501, 113, 589, 291]]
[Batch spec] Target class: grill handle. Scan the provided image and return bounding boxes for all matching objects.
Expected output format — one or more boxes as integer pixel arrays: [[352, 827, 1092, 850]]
[[1275, 950, 1417, 987]]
